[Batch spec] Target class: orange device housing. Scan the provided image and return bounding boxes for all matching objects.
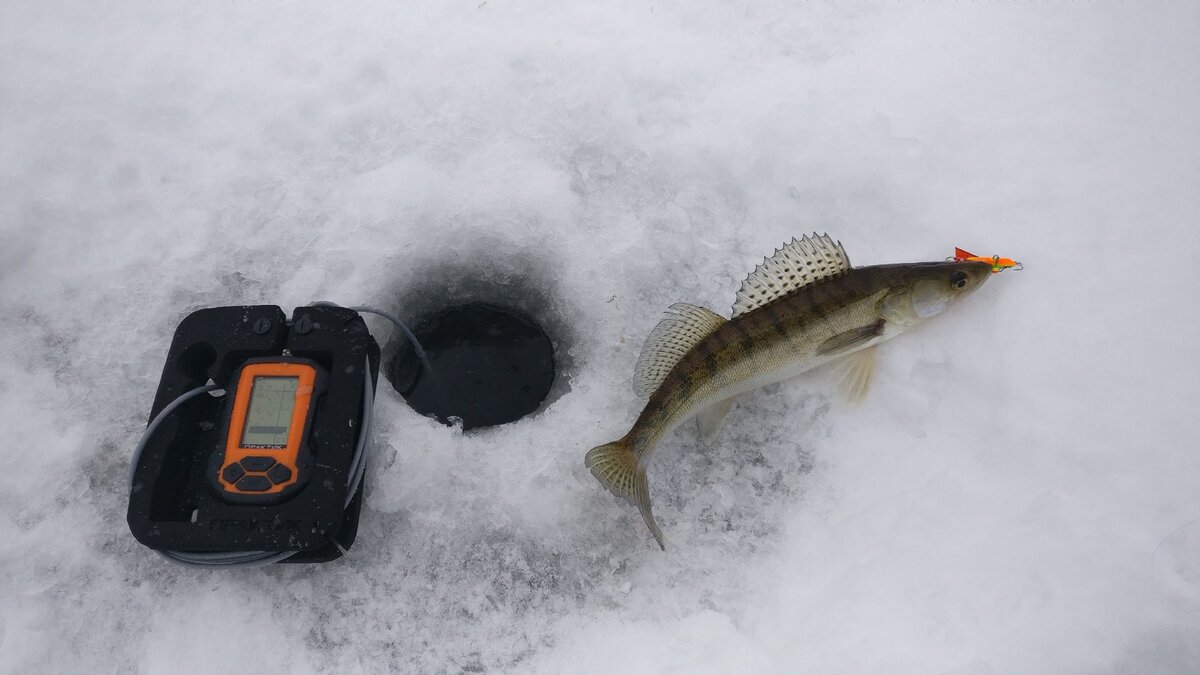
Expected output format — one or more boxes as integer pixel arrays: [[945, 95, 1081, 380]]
[[215, 360, 321, 499]]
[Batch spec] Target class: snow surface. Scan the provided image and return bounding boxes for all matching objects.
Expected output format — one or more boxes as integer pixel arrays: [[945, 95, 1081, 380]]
[[2, 2, 1198, 673]]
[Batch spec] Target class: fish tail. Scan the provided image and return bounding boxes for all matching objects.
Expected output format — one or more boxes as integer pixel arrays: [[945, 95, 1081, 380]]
[[584, 437, 665, 551]]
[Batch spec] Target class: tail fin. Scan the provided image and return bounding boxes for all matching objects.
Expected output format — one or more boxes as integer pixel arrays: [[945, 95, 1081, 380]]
[[584, 439, 665, 550]]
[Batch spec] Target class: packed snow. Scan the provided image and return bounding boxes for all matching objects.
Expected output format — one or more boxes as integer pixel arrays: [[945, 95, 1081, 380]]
[[2, 2, 1198, 673]]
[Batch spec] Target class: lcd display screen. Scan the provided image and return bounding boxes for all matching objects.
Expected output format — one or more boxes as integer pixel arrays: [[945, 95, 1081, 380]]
[[240, 376, 299, 447]]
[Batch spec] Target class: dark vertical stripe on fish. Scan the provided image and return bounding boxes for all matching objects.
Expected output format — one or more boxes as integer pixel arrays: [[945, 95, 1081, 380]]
[[760, 304, 791, 341], [693, 339, 719, 378], [732, 321, 755, 354]]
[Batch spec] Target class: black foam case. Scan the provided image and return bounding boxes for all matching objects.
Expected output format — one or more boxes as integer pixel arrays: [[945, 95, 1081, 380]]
[[127, 305, 380, 563]]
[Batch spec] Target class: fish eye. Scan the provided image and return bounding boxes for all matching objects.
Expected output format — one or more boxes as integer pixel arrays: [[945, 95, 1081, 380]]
[[951, 271, 969, 290]]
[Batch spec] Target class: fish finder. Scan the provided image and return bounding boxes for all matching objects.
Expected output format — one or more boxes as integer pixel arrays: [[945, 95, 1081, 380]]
[[210, 358, 327, 502], [127, 304, 393, 567]]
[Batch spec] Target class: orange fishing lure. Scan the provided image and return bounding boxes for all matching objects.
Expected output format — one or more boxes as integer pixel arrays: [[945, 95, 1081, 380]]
[[953, 247, 1022, 273]]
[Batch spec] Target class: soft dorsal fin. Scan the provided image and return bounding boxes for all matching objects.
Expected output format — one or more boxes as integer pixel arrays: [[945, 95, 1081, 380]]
[[633, 303, 726, 398], [731, 233, 851, 318]]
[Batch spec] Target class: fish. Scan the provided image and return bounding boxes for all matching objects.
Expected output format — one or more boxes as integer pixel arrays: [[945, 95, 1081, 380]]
[[585, 234, 994, 550]]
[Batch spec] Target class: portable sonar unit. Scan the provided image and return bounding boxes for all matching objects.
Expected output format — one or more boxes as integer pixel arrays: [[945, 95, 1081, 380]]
[[127, 304, 384, 567], [210, 358, 325, 502]]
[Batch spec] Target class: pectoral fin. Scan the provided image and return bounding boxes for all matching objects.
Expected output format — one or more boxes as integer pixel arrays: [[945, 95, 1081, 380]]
[[696, 397, 736, 445], [815, 319, 885, 356], [832, 346, 877, 404]]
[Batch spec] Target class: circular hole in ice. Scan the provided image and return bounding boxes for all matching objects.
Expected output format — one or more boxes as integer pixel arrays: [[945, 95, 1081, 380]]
[[388, 302, 556, 430]]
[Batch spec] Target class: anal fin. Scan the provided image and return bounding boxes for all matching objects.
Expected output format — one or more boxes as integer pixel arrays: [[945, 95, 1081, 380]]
[[696, 397, 736, 445]]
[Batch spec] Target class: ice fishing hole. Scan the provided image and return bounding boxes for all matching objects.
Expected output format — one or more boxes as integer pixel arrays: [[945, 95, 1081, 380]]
[[388, 302, 556, 430]]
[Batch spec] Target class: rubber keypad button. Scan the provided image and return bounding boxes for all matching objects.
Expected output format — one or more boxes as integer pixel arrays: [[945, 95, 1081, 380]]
[[241, 456, 277, 472], [235, 475, 272, 492], [267, 464, 293, 485]]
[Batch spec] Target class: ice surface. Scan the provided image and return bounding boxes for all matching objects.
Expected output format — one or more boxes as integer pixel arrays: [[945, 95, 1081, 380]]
[[2, 2, 1198, 673]]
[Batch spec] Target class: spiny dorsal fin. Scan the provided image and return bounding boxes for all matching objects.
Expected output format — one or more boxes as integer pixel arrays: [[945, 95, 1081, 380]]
[[633, 303, 726, 398], [731, 233, 851, 318]]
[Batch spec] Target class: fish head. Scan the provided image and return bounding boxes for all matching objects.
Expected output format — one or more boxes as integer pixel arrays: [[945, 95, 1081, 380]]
[[881, 261, 992, 326]]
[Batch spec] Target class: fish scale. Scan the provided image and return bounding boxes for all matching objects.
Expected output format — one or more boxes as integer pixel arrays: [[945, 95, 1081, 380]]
[[585, 234, 994, 550]]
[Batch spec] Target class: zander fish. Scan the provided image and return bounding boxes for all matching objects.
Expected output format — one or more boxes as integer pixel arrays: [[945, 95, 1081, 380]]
[[585, 234, 994, 550]]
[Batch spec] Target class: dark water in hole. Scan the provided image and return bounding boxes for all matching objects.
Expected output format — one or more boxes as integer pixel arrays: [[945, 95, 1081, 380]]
[[389, 303, 556, 430]]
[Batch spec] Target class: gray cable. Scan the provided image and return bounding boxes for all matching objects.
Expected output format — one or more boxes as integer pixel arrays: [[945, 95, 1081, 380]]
[[128, 383, 219, 485], [344, 359, 374, 504], [131, 355, 375, 569], [157, 549, 295, 569], [310, 301, 432, 374]]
